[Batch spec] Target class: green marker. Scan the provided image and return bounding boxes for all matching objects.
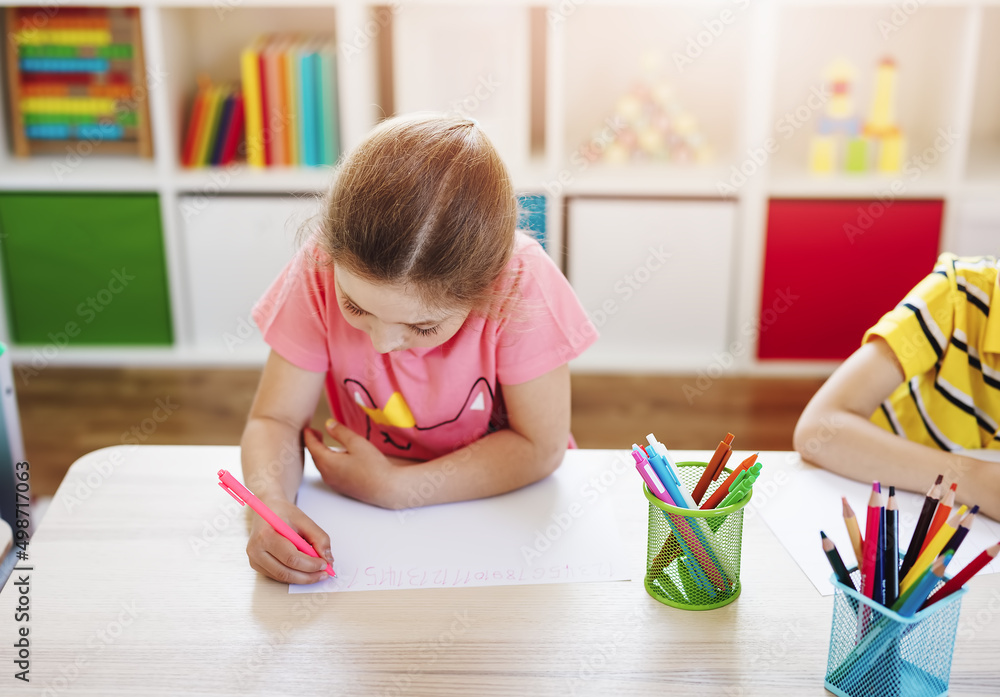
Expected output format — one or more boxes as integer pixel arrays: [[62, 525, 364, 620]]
[[718, 463, 763, 508]]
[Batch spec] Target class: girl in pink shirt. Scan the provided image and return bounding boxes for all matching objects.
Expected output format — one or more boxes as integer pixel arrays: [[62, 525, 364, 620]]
[[242, 114, 596, 584]]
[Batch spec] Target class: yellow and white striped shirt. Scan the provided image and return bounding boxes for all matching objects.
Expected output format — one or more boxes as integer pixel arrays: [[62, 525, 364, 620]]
[[864, 254, 1000, 451]]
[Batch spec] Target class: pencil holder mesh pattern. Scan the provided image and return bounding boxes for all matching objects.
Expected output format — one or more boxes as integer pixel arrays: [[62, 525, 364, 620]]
[[643, 462, 750, 610], [824, 569, 967, 697]]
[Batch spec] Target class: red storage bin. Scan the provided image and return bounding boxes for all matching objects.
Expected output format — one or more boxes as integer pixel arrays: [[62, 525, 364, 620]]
[[758, 198, 943, 360]]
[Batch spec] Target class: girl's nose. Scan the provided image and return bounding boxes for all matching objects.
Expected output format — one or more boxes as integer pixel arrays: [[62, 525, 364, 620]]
[[370, 324, 404, 353]]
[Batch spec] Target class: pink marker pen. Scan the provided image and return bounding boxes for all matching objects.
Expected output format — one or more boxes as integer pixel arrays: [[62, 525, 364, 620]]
[[633, 447, 673, 505], [218, 469, 335, 578]]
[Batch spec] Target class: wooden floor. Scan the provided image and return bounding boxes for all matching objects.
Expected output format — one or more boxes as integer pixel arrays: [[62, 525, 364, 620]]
[[17, 368, 826, 497]]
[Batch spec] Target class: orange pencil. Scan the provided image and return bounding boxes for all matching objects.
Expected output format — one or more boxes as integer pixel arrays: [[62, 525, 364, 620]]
[[842, 497, 864, 567], [700, 453, 756, 509], [921, 483, 957, 555], [692, 432, 734, 504]]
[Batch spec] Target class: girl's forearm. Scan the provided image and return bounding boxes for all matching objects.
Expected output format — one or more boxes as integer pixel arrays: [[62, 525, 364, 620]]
[[240, 416, 307, 505], [386, 428, 564, 509], [795, 410, 999, 519]]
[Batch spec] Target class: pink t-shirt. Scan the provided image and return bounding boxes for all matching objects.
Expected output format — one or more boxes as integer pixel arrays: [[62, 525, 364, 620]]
[[252, 233, 597, 461]]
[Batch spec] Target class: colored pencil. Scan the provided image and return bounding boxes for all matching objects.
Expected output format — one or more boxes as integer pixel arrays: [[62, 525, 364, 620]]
[[899, 474, 943, 579], [900, 505, 966, 593], [891, 550, 952, 614], [921, 541, 999, 609], [874, 482, 885, 605], [942, 505, 978, 557], [860, 483, 884, 601], [883, 486, 900, 607], [921, 482, 957, 555], [822, 531, 856, 591], [842, 497, 864, 567], [897, 554, 951, 617]]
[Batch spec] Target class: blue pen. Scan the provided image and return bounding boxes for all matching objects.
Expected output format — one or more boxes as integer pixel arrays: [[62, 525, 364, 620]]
[[635, 443, 688, 510]]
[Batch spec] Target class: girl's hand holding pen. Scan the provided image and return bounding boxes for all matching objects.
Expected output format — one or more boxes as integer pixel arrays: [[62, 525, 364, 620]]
[[305, 418, 405, 509], [245, 498, 334, 585]]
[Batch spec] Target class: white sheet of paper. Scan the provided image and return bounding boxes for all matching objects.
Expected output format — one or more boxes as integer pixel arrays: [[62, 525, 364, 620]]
[[290, 452, 631, 593], [754, 453, 1000, 596]]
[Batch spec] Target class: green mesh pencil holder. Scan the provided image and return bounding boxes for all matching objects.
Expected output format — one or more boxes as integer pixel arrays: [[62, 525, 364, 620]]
[[643, 461, 751, 610], [824, 568, 967, 697]]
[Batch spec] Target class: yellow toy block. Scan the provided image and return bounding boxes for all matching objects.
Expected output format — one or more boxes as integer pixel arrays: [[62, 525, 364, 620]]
[[808, 135, 836, 174], [877, 133, 905, 173]]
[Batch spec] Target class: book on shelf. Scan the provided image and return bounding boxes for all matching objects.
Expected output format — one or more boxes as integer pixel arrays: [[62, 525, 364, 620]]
[[283, 36, 299, 167], [181, 80, 244, 168], [220, 93, 245, 166], [233, 33, 340, 169], [239, 36, 267, 168]]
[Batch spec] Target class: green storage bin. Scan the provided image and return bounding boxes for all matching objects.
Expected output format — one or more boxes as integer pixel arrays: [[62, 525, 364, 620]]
[[0, 193, 173, 345]]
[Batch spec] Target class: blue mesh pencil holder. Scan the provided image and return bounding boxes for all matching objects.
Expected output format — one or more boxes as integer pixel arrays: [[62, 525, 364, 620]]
[[824, 568, 967, 697]]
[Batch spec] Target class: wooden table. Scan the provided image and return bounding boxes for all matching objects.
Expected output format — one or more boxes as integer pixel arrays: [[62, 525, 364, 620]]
[[1, 446, 998, 696]]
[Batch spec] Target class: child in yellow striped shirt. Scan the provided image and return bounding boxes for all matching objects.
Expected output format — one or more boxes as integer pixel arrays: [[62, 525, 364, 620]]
[[795, 254, 1000, 520]]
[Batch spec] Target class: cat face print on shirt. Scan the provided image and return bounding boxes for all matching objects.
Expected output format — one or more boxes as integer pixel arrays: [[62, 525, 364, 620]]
[[343, 376, 504, 456]]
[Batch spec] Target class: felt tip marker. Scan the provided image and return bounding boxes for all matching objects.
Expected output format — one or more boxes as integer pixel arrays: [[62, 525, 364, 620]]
[[633, 448, 672, 504], [218, 469, 335, 578], [645, 433, 697, 509], [636, 442, 688, 509]]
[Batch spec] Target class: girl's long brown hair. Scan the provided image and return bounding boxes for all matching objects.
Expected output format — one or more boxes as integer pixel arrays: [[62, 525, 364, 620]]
[[315, 113, 518, 312]]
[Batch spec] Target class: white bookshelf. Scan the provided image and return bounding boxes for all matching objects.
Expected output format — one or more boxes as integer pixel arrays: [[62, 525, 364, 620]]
[[393, 4, 532, 171], [0, 0, 998, 375]]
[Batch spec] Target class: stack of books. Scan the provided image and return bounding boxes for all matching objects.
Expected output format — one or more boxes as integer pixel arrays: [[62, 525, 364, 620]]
[[240, 34, 340, 168], [181, 81, 245, 167]]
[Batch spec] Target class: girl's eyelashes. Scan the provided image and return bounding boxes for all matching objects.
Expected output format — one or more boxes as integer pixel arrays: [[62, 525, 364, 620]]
[[343, 300, 368, 317], [344, 298, 439, 337]]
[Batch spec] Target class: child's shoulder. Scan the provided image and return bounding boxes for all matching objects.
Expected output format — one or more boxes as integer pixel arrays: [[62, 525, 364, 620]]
[[930, 253, 998, 303], [502, 232, 564, 288], [485, 231, 574, 318], [936, 252, 998, 282], [511, 230, 546, 259], [508, 231, 560, 275]]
